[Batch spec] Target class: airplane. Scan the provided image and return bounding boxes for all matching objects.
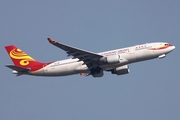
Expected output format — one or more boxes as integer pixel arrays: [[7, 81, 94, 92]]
[[5, 38, 175, 77]]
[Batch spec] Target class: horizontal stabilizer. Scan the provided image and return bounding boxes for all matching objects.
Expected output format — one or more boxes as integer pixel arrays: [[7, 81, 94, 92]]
[[5, 65, 31, 73]]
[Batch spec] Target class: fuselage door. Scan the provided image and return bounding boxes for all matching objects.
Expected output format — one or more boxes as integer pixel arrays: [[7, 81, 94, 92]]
[[129, 46, 136, 62], [129, 46, 135, 54], [43, 64, 48, 73]]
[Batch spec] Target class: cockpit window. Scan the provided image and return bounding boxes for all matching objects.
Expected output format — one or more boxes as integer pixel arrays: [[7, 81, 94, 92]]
[[165, 44, 169, 46]]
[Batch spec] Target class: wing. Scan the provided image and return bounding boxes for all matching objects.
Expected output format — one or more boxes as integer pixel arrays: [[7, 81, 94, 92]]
[[47, 38, 104, 67]]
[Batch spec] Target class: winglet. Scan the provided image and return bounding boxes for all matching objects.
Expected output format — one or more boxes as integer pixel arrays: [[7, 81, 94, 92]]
[[47, 38, 56, 43]]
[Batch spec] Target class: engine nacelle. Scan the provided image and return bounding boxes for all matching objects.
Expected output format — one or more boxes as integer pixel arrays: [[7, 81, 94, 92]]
[[111, 65, 130, 75], [106, 55, 120, 64], [91, 67, 104, 77], [99, 55, 129, 65], [92, 71, 104, 77]]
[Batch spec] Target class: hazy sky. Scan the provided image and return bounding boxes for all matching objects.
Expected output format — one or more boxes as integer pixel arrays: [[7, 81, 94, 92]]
[[1, 0, 180, 120]]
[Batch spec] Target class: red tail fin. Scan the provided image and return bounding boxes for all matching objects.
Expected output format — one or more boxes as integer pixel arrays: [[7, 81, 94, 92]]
[[5, 45, 46, 71]]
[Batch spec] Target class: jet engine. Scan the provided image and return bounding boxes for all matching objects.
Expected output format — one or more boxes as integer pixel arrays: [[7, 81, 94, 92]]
[[99, 55, 129, 65], [106, 55, 120, 64], [111, 65, 130, 75], [99, 55, 120, 64], [91, 67, 104, 77]]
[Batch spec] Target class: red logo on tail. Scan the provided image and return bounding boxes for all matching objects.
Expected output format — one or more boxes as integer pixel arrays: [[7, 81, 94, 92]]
[[5, 45, 50, 72]]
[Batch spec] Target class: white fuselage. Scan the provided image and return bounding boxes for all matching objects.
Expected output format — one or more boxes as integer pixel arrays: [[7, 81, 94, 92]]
[[30, 42, 175, 76]]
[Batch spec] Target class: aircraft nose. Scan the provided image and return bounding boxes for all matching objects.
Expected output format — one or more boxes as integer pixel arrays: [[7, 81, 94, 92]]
[[169, 44, 175, 51], [172, 46, 175, 50]]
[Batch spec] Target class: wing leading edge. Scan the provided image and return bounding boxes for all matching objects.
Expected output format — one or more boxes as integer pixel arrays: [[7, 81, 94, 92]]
[[47, 38, 104, 66]]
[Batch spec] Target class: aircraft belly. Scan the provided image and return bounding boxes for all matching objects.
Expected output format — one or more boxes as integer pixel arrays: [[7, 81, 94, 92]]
[[43, 62, 80, 76], [134, 50, 156, 62], [120, 53, 136, 63], [153, 49, 170, 57], [100, 64, 124, 71], [120, 49, 156, 64], [29, 69, 44, 76]]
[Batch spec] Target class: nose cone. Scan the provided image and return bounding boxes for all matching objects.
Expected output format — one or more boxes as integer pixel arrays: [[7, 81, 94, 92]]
[[172, 45, 175, 50], [170, 44, 175, 51], [169, 44, 175, 52]]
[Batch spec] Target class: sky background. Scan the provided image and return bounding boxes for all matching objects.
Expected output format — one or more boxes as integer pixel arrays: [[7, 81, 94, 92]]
[[1, 0, 180, 120]]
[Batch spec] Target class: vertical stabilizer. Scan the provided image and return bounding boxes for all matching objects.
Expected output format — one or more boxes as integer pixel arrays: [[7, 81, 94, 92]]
[[5, 45, 46, 72]]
